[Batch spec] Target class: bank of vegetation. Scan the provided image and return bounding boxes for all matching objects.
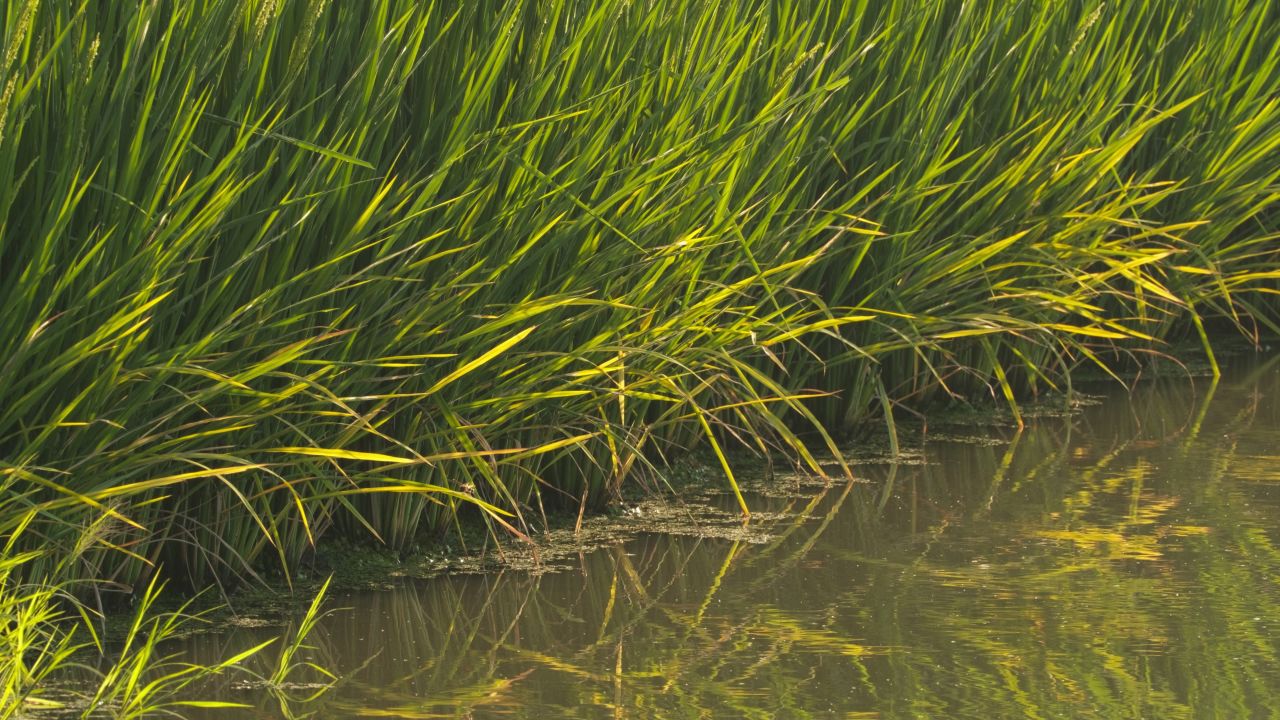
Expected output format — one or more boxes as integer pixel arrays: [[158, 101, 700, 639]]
[[1, 0, 1278, 714]]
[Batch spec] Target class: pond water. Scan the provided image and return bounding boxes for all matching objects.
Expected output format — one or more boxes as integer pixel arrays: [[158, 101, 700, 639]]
[[178, 356, 1280, 718]]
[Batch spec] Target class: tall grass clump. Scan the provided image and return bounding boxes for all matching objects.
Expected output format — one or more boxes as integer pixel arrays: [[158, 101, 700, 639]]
[[0, 0, 1276, 619]]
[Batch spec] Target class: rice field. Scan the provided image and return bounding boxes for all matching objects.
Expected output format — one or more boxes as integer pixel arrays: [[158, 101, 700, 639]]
[[1, 0, 1278, 713]]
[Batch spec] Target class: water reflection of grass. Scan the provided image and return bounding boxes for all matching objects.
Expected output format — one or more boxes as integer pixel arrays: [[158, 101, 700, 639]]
[[851, 364, 1280, 719], [172, 364, 1280, 718]]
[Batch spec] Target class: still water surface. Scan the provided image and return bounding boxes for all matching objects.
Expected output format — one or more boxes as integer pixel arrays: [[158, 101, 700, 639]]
[[184, 358, 1280, 718]]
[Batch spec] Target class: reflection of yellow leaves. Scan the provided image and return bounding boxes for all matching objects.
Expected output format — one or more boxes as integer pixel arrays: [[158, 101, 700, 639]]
[[752, 607, 876, 657], [1045, 659, 1087, 705], [1230, 455, 1280, 482], [342, 675, 527, 718], [1035, 529, 1163, 561], [1163, 525, 1210, 537], [506, 647, 611, 682], [1133, 496, 1178, 524], [1038, 529, 1126, 543], [1042, 480, 1185, 563], [1025, 561, 1105, 580]]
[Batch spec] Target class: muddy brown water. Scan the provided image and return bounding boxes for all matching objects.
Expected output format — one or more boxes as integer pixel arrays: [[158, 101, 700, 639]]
[[163, 357, 1280, 717]]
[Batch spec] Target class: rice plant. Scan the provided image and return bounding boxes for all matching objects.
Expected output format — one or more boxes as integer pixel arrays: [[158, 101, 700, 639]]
[[0, 1, 1276, 703]]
